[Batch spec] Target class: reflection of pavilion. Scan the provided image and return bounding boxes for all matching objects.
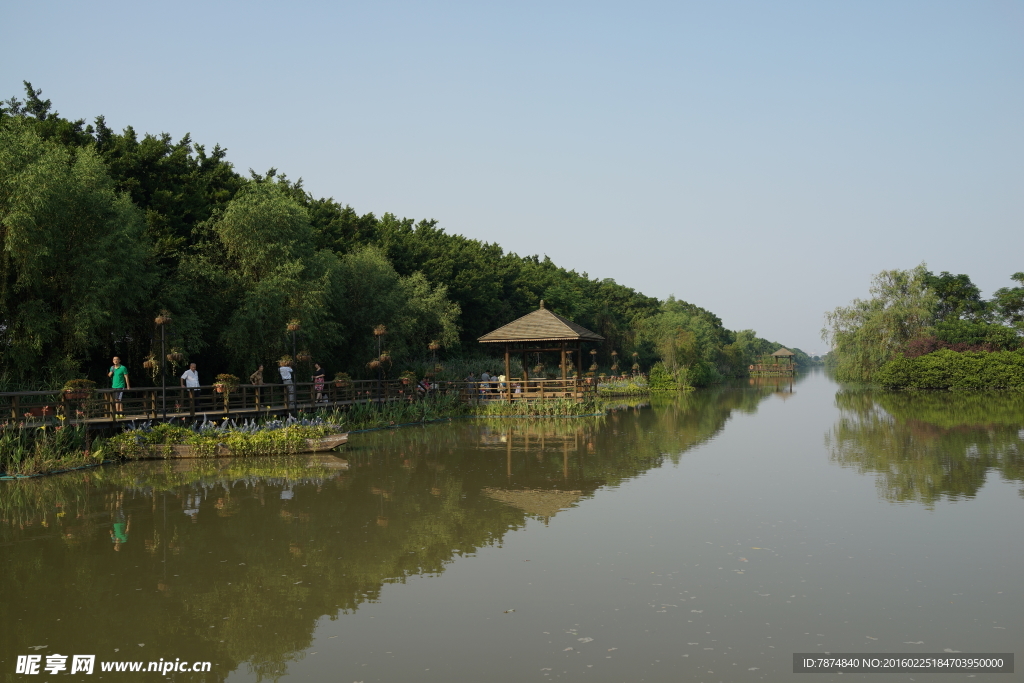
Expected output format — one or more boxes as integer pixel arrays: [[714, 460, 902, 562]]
[[748, 373, 795, 399], [481, 488, 582, 523], [476, 422, 596, 522]]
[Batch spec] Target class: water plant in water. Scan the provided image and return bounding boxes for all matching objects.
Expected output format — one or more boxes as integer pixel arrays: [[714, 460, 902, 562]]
[[0, 423, 100, 476], [108, 414, 347, 459], [597, 376, 650, 397], [473, 398, 604, 417]]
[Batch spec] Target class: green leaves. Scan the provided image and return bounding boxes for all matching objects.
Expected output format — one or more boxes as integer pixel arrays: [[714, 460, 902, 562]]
[[823, 265, 937, 382], [0, 122, 154, 377]]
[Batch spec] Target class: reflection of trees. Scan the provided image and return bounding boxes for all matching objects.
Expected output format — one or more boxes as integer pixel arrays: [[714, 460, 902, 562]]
[[828, 389, 1024, 506], [0, 387, 779, 681]]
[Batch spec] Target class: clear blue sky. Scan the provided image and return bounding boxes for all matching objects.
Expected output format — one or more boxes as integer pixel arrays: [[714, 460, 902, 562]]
[[4, 0, 1022, 354]]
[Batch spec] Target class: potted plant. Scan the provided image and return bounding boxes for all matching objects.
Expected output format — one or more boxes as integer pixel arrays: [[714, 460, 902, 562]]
[[286, 319, 301, 332], [399, 370, 416, 385], [278, 355, 294, 368], [63, 378, 96, 400], [166, 349, 184, 363], [295, 350, 312, 363], [154, 310, 172, 326], [333, 372, 351, 388], [213, 374, 239, 394]]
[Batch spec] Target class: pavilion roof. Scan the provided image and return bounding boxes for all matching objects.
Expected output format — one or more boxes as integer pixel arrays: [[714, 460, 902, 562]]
[[478, 302, 605, 343], [771, 348, 796, 357]]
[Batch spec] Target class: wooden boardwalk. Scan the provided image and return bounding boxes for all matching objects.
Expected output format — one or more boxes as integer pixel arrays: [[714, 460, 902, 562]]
[[1, 378, 599, 429]]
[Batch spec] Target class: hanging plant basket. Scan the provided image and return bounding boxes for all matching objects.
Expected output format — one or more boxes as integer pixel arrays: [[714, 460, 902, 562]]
[[428, 340, 441, 351], [287, 319, 301, 332], [167, 351, 184, 363], [373, 324, 388, 337], [295, 351, 312, 363], [154, 310, 172, 326]]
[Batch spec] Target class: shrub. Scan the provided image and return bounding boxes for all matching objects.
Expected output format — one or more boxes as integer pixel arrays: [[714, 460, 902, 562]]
[[876, 349, 1024, 389]]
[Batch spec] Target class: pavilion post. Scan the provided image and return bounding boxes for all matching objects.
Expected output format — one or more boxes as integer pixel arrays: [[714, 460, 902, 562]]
[[504, 345, 511, 400], [560, 342, 567, 381]]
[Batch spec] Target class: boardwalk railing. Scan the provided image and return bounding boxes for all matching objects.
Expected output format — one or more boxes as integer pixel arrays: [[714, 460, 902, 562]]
[[1, 377, 599, 426]]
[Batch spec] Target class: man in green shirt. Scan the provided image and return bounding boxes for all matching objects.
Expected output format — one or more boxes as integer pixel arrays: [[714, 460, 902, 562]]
[[108, 356, 130, 417]]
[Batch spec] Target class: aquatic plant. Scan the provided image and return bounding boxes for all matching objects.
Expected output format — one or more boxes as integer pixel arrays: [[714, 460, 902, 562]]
[[473, 398, 603, 417], [107, 414, 347, 459], [0, 423, 98, 477]]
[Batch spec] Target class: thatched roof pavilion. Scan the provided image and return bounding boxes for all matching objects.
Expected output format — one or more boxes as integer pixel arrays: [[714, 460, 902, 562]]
[[478, 301, 604, 392], [771, 348, 795, 359]]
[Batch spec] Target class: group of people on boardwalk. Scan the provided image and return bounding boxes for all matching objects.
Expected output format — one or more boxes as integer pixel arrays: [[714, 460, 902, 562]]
[[101, 356, 331, 410]]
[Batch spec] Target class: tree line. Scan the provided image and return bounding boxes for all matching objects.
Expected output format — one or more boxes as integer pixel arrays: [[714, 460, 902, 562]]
[[1, 82, 803, 389], [822, 264, 1024, 384]]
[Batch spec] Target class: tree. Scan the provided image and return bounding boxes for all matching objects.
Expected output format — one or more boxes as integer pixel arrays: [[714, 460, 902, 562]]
[[992, 272, 1024, 328], [922, 270, 987, 322], [822, 265, 937, 382], [0, 121, 154, 380]]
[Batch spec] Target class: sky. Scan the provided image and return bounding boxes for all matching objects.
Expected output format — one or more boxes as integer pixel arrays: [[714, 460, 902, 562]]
[[3, 0, 1022, 354]]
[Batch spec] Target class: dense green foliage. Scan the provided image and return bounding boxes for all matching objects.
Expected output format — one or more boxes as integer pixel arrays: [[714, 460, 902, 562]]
[[875, 349, 1024, 389], [824, 265, 1023, 383], [2, 83, 799, 388]]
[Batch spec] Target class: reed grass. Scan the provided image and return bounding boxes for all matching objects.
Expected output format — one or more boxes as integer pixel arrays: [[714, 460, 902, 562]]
[[597, 377, 650, 397], [0, 423, 99, 477], [472, 398, 604, 417], [313, 392, 468, 431]]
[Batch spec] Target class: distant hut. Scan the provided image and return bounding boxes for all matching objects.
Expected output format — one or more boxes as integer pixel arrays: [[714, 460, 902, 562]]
[[771, 348, 796, 364]]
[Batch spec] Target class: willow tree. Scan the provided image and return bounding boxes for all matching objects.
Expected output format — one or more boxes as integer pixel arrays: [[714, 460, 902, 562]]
[[822, 265, 937, 382], [0, 122, 153, 381]]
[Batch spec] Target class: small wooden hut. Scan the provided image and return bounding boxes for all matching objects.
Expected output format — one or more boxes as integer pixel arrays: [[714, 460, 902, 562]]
[[478, 301, 604, 399], [771, 348, 796, 365]]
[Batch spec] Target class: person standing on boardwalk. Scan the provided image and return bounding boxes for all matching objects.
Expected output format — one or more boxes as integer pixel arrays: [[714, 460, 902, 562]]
[[107, 356, 130, 417], [249, 365, 264, 404], [279, 361, 295, 407], [312, 363, 326, 403], [180, 362, 200, 404]]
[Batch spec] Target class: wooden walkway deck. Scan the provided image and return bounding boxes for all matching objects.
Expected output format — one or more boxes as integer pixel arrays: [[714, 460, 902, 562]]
[[1, 378, 599, 429]]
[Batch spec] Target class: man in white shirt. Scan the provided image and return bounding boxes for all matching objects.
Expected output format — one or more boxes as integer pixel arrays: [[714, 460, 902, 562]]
[[279, 363, 295, 406], [180, 362, 199, 401]]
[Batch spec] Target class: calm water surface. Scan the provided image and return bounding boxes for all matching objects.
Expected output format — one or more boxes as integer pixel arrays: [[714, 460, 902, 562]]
[[3, 369, 1021, 682]]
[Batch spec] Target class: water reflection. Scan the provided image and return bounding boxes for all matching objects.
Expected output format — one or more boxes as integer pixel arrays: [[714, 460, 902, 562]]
[[827, 388, 1024, 505], [0, 385, 785, 681]]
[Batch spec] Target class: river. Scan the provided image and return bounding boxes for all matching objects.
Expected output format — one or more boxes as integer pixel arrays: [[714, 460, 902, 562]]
[[2, 369, 1021, 681]]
